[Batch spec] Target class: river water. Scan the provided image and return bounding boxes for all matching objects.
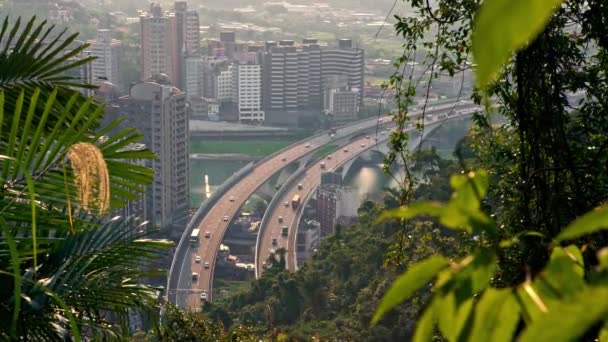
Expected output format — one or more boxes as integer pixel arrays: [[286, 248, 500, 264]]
[[189, 159, 391, 208], [189, 118, 472, 208]]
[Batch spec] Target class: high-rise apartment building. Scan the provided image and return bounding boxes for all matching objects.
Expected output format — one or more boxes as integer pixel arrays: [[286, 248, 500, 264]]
[[88, 29, 123, 88], [112, 75, 190, 233], [235, 63, 264, 122], [261, 38, 362, 124], [140, 3, 179, 85], [321, 39, 364, 108], [174, 1, 200, 91], [323, 75, 359, 122], [184, 55, 204, 97], [215, 66, 234, 101], [174, 1, 200, 54], [315, 172, 359, 236]]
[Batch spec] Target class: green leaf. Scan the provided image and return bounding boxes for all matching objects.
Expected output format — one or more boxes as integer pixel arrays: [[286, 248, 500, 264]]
[[555, 206, 608, 242], [472, 0, 564, 87], [413, 304, 436, 342], [372, 256, 449, 325], [469, 288, 520, 342], [456, 248, 497, 294], [378, 170, 496, 236], [519, 287, 608, 342], [376, 202, 444, 223], [436, 290, 474, 341], [450, 170, 489, 208]]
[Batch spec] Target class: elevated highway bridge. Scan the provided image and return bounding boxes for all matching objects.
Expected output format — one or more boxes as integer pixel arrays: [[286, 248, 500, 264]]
[[255, 106, 480, 277], [167, 100, 477, 309]]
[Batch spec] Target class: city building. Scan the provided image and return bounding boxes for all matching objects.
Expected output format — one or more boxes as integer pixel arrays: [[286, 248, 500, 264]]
[[315, 172, 359, 236], [261, 38, 363, 124], [174, 1, 201, 90], [296, 220, 320, 261], [262, 39, 322, 122], [63, 41, 93, 97], [48, 3, 73, 23], [184, 55, 204, 97], [234, 63, 264, 122], [139, 3, 179, 85], [215, 66, 234, 101], [323, 75, 359, 122], [321, 39, 364, 109], [88, 29, 123, 89], [111, 75, 190, 234], [174, 1, 201, 55], [187, 96, 220, 120]]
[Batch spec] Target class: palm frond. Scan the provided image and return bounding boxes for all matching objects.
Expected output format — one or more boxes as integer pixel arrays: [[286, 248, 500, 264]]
[[0, 16, 95, 91]]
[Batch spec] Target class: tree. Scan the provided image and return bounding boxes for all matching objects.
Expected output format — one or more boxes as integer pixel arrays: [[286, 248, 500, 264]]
[[0, 16, 170, 339], [374, 0, 608, 339]]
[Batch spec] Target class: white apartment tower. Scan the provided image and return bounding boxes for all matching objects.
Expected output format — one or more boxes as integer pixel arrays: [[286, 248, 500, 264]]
[[88, 29, 122, 87], [215, 67, 234, 101], [235, 63, 264, 122], [114, 75, 190, 233]]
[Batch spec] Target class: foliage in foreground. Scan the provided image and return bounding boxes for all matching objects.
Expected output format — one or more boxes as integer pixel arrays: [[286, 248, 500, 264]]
[[0, 16, 171, 339], [374, 170, 608, 341], [376, 0, 608, 339]]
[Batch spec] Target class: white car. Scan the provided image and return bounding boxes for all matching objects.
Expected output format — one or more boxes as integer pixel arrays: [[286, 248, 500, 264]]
[[200, 292, 208, 301], [229, 196, 235, 202], [366, 135, 370, 139], [278, 216, 284, 223], [284, 201, 290, 207], [195, 256, 201, 263], [320, 162, 326, 169], [204, 231, 211, 238], [327, 154, 332, 160], [192, 272, 198, 280], [361, 144, 366, 148], [223, 216, 228, 222], [204, 261, 210, 269], [305, 143, 311, 148]]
